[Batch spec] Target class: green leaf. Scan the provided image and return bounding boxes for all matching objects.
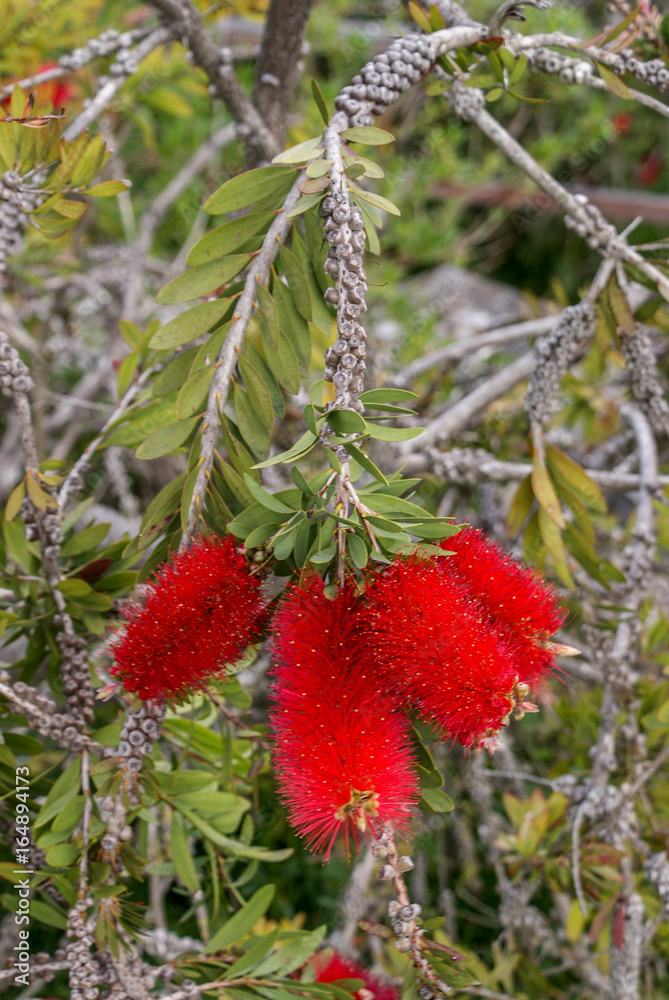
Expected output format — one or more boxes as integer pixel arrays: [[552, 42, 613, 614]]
[[187, 213, 274, 266], [284, 191, 326, 219], [408, 0, 432, 32], [257, 283, 280, 351], [510, 53, 528, 85], [152, 350, 199, 397], [5, 479, 25, 522], [347, 532, 368, 569], [340, 126, 395, 145], [263, 333, 301, 395], [233, 384, 270, 460], [149, 300, 233, 350], [243, 475, 295, 514], [170, 813, 200, 893], [85, 179, 130, 197], [243, 340, 285, 419], [300, 175, 330, 194], [273, 274, 311, 370], [365, 423, 423, 442], [2, 519, 32, 572], [60, 522, 110, 557], [359, 388, 417, 403], [311, 80, 330, 125], [545, 443, 606, 514], [253, 430, 318, 468], [309, 544, 337, 565], [269, 925, 327, 977], [135, 417, 201, 460], [204, 885, 275, 954], [419, 787, 455, 813], [205, 165, 295, 213], [506, 474, 534, 536], [279, 244, 312, 321], [531, 458, 566, 530], [349, 184, 400, 216], [176, 365, 215, 420], [342, 443, 388, 484], [239, 357, 274, 431], [272, 137, 323, 165], [156, 256, 251, 305], [596, 61, 633, 100], [26, 471, 57, 511], [226, 929, 281, 979], [328, 408, 366, 434]]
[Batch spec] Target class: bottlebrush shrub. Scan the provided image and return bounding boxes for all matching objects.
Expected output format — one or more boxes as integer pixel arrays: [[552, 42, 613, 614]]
[[308, 949, 398, 1000], [109, 535, 266, 701], [363, 559, 550, 751], [270, 575, 419, 858], [438, 526, 567, 684]]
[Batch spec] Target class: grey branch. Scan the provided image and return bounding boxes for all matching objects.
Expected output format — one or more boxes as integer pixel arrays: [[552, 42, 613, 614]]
[[61, 28, 173, 142], [393, 314, 558, 387], [402, 351, 535, 452], [252, 0, 316, 148], [410, 446, 669, 492], [447, 83, 669, 299], [183, 175, 303, 538], [145, 0, 281, 161]]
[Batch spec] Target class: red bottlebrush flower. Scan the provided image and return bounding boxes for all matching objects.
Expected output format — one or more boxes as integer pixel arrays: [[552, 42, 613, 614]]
[[363, 560, 525, 751], [309, 950, 399, 1000], [438, 526, 566, 684], [270, 575, 419, 858], [109, 535, 265, 702]]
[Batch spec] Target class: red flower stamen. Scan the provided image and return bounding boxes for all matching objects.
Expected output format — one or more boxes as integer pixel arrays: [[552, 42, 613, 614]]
[[438, 526, 567, 684], [109, 535, 265, 702], [270, 576, 419, 858], [309, 950, 399, 1000], [363, 560, 524, 751]]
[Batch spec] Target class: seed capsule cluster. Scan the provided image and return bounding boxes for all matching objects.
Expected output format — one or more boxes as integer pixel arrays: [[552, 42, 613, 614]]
[[321, 198, 368, 409], [372, 832, 447, 996], [0, 174, 41, 279], [619, 325, 669, 434], [59, 26, 137, 73], [525, 304, 595, 425], [334, 34, 433, 124], [563, 192, 618, 251], [117, 700, 166, 775], [645, 852, 669, 917], [320, 34, 434, 411], [0, 671, 90, 750], [53, 617, 95, 725], [527, 46, 668, 90], [66, 900, 99, 1000], [0, 330, 33, 396]]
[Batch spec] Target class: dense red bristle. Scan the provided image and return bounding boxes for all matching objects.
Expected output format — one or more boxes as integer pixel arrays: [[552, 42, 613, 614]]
[[109, 535, 265, 701], [439, 526, 566, 683], [270, 575, 419, 859], [363, 560, 522, 751], [309, 950, 399, 1000]]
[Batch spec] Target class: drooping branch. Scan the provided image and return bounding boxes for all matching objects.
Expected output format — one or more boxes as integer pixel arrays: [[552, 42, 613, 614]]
[[183, 175, 303, 537]]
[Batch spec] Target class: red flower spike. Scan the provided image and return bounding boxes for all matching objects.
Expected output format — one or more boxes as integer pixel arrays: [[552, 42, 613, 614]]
[[109, 535, 265, 702], [363, 560, 524, 751], [270, 576, 419, 859], [309, 950, 399, 1000], [439, 526, 566, 684]]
